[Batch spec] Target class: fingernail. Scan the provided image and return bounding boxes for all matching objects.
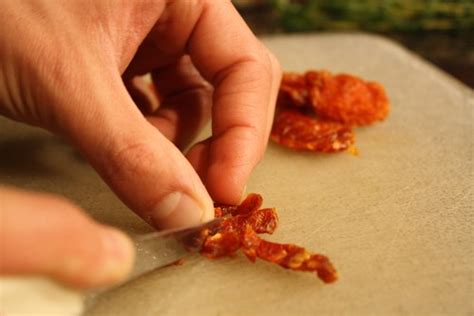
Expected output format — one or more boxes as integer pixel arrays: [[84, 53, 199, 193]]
[[151, 192, 205, 229], [97, 228, 134, 284]]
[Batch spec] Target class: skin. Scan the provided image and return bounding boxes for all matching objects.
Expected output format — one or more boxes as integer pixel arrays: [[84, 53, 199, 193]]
[[0, 0, 281, 288]]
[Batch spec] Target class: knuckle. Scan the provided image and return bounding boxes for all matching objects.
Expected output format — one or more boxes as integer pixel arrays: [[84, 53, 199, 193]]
[[104, 140, 159, 184], [251, 48, 280, 85]]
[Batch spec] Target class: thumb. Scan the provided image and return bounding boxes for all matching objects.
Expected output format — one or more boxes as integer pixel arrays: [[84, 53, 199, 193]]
[[0, 186, 134, 289], [55, 71, 214, 230]]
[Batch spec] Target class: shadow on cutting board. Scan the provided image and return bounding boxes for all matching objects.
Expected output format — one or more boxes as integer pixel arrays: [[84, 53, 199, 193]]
[[0, 132, 89, 181], [0, 136, 59, 178]]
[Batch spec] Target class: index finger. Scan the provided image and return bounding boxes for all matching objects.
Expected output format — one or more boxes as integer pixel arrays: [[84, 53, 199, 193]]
[[186, 1, 281, 204]]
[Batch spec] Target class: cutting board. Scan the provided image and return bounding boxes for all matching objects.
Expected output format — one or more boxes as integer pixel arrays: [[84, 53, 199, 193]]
[[0, 34, 472, 316]]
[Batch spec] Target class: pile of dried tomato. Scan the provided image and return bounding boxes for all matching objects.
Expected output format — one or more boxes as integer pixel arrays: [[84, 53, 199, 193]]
[[272, 70, 390, 153], [199, 193, 337, 283]]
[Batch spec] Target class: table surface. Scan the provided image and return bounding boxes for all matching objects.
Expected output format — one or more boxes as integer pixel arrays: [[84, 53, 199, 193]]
[[0, 34, 472, 316]]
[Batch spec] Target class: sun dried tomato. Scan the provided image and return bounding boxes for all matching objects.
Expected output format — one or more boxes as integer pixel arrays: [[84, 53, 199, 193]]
[[214, 193, 263, 217], [246, 208, 278, 234], [241, 227, 337, 283], [200, 194, 338, 283], [277, 71, 389, 126], [271, 110, 355, 153], [274, 70, 389, 153], [307, 71, 389, 126], [278, 72, 311, 107]]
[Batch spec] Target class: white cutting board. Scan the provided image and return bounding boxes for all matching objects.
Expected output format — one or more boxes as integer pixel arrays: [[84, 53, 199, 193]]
[[0, 34, 472, 316]]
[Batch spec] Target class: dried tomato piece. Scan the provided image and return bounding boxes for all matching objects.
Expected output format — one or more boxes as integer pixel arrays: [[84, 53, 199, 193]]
[[271, 110, 355, 153], [201, 194, 338, 283], [214, 193, 262, 217], [278, 72, 310, 107], [247, 208, 278, 234], [200, 229, 241, 258], [201, 198, 261, 258], [214, 205, 234, 218], [277, 70, 390, 126], [307, 71, 390, 126], [274, 70, 389, 153], [241, 228, 338, 283], [232, 193, 263, 216]]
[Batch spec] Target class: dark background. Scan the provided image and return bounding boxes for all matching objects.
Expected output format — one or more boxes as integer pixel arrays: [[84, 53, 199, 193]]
[[234, 0, 474, 87]]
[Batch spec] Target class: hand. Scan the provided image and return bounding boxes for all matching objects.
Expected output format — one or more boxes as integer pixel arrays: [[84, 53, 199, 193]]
[[0, 0, 281, 288]]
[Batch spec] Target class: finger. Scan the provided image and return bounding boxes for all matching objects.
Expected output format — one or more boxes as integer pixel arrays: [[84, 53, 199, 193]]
[[186, 2, 281, 204], [264, 53, 282, 139], [185, 52, 281, 182], [147, 55, 212, 150], [50, 64, 214, 230], [123, 2, 281, 204], [125, 57, 212, 150], [0, 186, 133, 289]]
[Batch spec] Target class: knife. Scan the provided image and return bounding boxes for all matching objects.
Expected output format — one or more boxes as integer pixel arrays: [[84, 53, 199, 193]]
[[128, 217, 222, 281], [84, 217, 223, 310]]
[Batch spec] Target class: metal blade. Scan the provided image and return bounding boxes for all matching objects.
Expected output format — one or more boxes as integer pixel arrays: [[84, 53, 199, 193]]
[[128, 217, 222, 281], [84, 217, 222, 311]]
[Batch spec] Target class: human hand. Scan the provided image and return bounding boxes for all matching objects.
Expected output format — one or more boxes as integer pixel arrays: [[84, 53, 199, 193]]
[[0, 0, 281, 288]]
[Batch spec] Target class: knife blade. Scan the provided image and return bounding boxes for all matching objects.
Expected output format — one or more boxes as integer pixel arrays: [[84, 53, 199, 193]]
[[84, 217, 222, 310], [128, 217, 222, 282]]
